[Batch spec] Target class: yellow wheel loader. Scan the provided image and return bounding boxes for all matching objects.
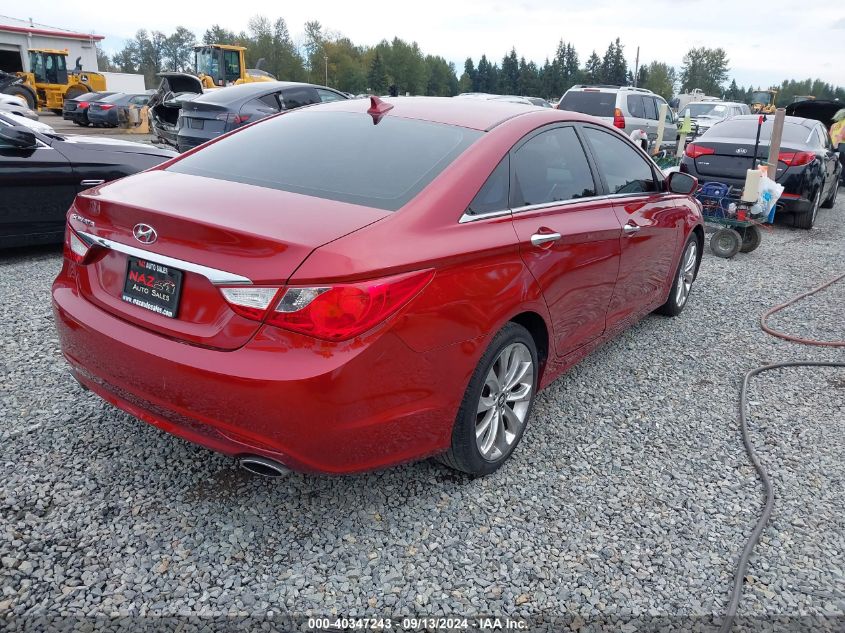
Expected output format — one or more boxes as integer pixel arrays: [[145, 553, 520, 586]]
[[192, 44, 275, 88], [0, 49, 107, 113], [750, 90, 778, 115]]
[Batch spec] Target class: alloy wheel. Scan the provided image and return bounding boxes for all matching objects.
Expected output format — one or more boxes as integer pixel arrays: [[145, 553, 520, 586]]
[[811, 190, 821, 224], [475, 342, 534, 461], [675, 240, 697, 308]]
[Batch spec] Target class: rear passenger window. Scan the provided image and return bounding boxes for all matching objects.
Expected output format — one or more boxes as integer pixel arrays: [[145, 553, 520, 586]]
[[626, 95, 644, 118], [511, 127, 596, 207], [582, 128, 657, 195], [280, 87, 320, 110], [258, 93, 281, 110], [467, 156, 509, 215], [643, 97, 658, 120], [316, 88, 344, 103]]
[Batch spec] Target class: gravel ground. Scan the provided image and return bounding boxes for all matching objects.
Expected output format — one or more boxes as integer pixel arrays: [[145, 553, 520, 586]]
[[1, 193, 843, 632]]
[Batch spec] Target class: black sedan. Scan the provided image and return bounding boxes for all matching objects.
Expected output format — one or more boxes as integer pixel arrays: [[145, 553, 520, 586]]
[[150, 80, 347, 152], [680, 115, 842, 229], [0, 113, 177, 248], [62, 91, 116, 126], [87, 92, 153, 127]]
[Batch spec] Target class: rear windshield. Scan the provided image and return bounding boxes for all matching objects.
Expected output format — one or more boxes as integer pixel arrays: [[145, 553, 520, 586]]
[[559, 91, 616, 117], [705, 119, 813, 143], [167, 110, 481, 211], [681, 103, 724, 118]]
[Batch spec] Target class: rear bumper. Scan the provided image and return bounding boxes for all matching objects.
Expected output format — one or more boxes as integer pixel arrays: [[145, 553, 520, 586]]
[[177, 133, 213, 153], [52, 270, 469, 474], [88, 112, 117, 126]]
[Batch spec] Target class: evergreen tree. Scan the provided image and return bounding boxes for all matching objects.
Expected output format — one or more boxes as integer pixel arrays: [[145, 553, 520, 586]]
[[583, 51, 602, 84], [600, 38, 627, 85], [367, 50, 388, 94], [476, 55, 491, 92], [500, 48, 519, 94], [463, 58, 477, 91], [540, 58, 554, 99]]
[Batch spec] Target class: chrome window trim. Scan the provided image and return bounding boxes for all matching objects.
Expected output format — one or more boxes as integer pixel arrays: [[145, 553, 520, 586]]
[[458, 208, 512, 224], [77, 231, 252, 285], [459, 191, 661, 223]]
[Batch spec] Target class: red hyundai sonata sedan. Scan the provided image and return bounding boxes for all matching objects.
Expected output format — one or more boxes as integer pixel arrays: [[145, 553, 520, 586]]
[[53, 96, 703, 476]]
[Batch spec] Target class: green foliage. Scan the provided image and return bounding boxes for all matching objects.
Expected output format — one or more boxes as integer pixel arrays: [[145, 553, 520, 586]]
[[105, 21, 844, 104], [600, 38, 627, 85], [583, 51, 602, 85], [95, 45, 114, 72], [680, 47, 729, 95], [499, 48, 519, 94], [367, 51, 389, 94], [642, 62, 676, 100]]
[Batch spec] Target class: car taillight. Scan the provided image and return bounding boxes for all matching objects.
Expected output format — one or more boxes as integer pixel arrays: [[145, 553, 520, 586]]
[[78, 102, 90, 110], [613, 108, 625, 129], [64, 227, 90, 264], [685, 143, 716, 159], [216, 113, 250, 128], [99, 104, 115, 110], [778, 151, 815, 167], [219, 270, 434, 341], [219, 287, 281, 320]]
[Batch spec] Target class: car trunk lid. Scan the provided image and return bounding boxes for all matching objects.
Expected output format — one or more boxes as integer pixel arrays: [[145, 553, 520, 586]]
[[71, 170, 390, 350], [689, 138, 794, 182], [178, 100, 231, 136]]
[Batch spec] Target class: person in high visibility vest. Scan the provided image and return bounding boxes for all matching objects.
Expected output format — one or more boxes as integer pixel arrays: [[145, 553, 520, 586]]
[[831, 109, 845, 185]]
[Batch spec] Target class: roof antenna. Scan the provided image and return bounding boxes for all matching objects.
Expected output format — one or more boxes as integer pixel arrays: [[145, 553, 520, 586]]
[[367, 95, 393, 124]]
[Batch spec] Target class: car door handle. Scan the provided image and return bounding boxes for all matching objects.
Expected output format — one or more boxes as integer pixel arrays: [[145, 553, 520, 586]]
[[530, 232, 562, 247], [622, 223, 641, 235], [80, 179, 105, 187]]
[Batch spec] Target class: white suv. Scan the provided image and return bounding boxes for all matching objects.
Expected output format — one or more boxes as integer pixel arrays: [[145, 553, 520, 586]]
[[558, 85, 678, 150]]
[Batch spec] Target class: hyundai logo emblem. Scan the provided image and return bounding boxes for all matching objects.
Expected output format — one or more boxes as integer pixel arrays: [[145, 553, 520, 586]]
[[133, 223, 157, 244]]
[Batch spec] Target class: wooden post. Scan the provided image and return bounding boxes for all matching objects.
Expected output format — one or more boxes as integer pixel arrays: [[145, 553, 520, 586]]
[[766, 108, 786, 179], [653, 102, 667, 155], [676, 112, 692, 158]]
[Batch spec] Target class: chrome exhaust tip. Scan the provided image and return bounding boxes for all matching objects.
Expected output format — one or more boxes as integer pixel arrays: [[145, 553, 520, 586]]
[[238, 455, 290, 478]]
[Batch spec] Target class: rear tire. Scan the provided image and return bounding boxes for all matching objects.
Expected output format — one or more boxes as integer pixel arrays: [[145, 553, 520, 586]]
[[822, 181, 838, 209], [438, 322, 538, 476], [739, 225, 762, 253], [794, 189, 820, 229], [710, 228, 742, 258]]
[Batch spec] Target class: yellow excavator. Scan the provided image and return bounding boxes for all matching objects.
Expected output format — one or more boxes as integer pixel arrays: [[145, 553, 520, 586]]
[[0, 48, 107, 113], [750, 89, 778, 115]]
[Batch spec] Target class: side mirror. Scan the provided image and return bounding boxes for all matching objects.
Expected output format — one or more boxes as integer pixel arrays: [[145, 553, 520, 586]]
[[668, 171, 698, 195], [0, 125, 37, 148]]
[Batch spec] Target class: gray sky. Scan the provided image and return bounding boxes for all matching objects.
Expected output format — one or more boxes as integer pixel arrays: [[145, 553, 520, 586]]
[[15, 0, 845, 88]]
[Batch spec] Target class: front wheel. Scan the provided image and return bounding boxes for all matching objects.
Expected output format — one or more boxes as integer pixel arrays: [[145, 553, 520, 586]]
[[657, 236, 698, 316], [439, 322, 538, 476], [2, 84, 36, 110]]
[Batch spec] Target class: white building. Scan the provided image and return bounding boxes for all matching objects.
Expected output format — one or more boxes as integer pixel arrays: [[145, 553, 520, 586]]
[[0, 15, 104, 74]]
